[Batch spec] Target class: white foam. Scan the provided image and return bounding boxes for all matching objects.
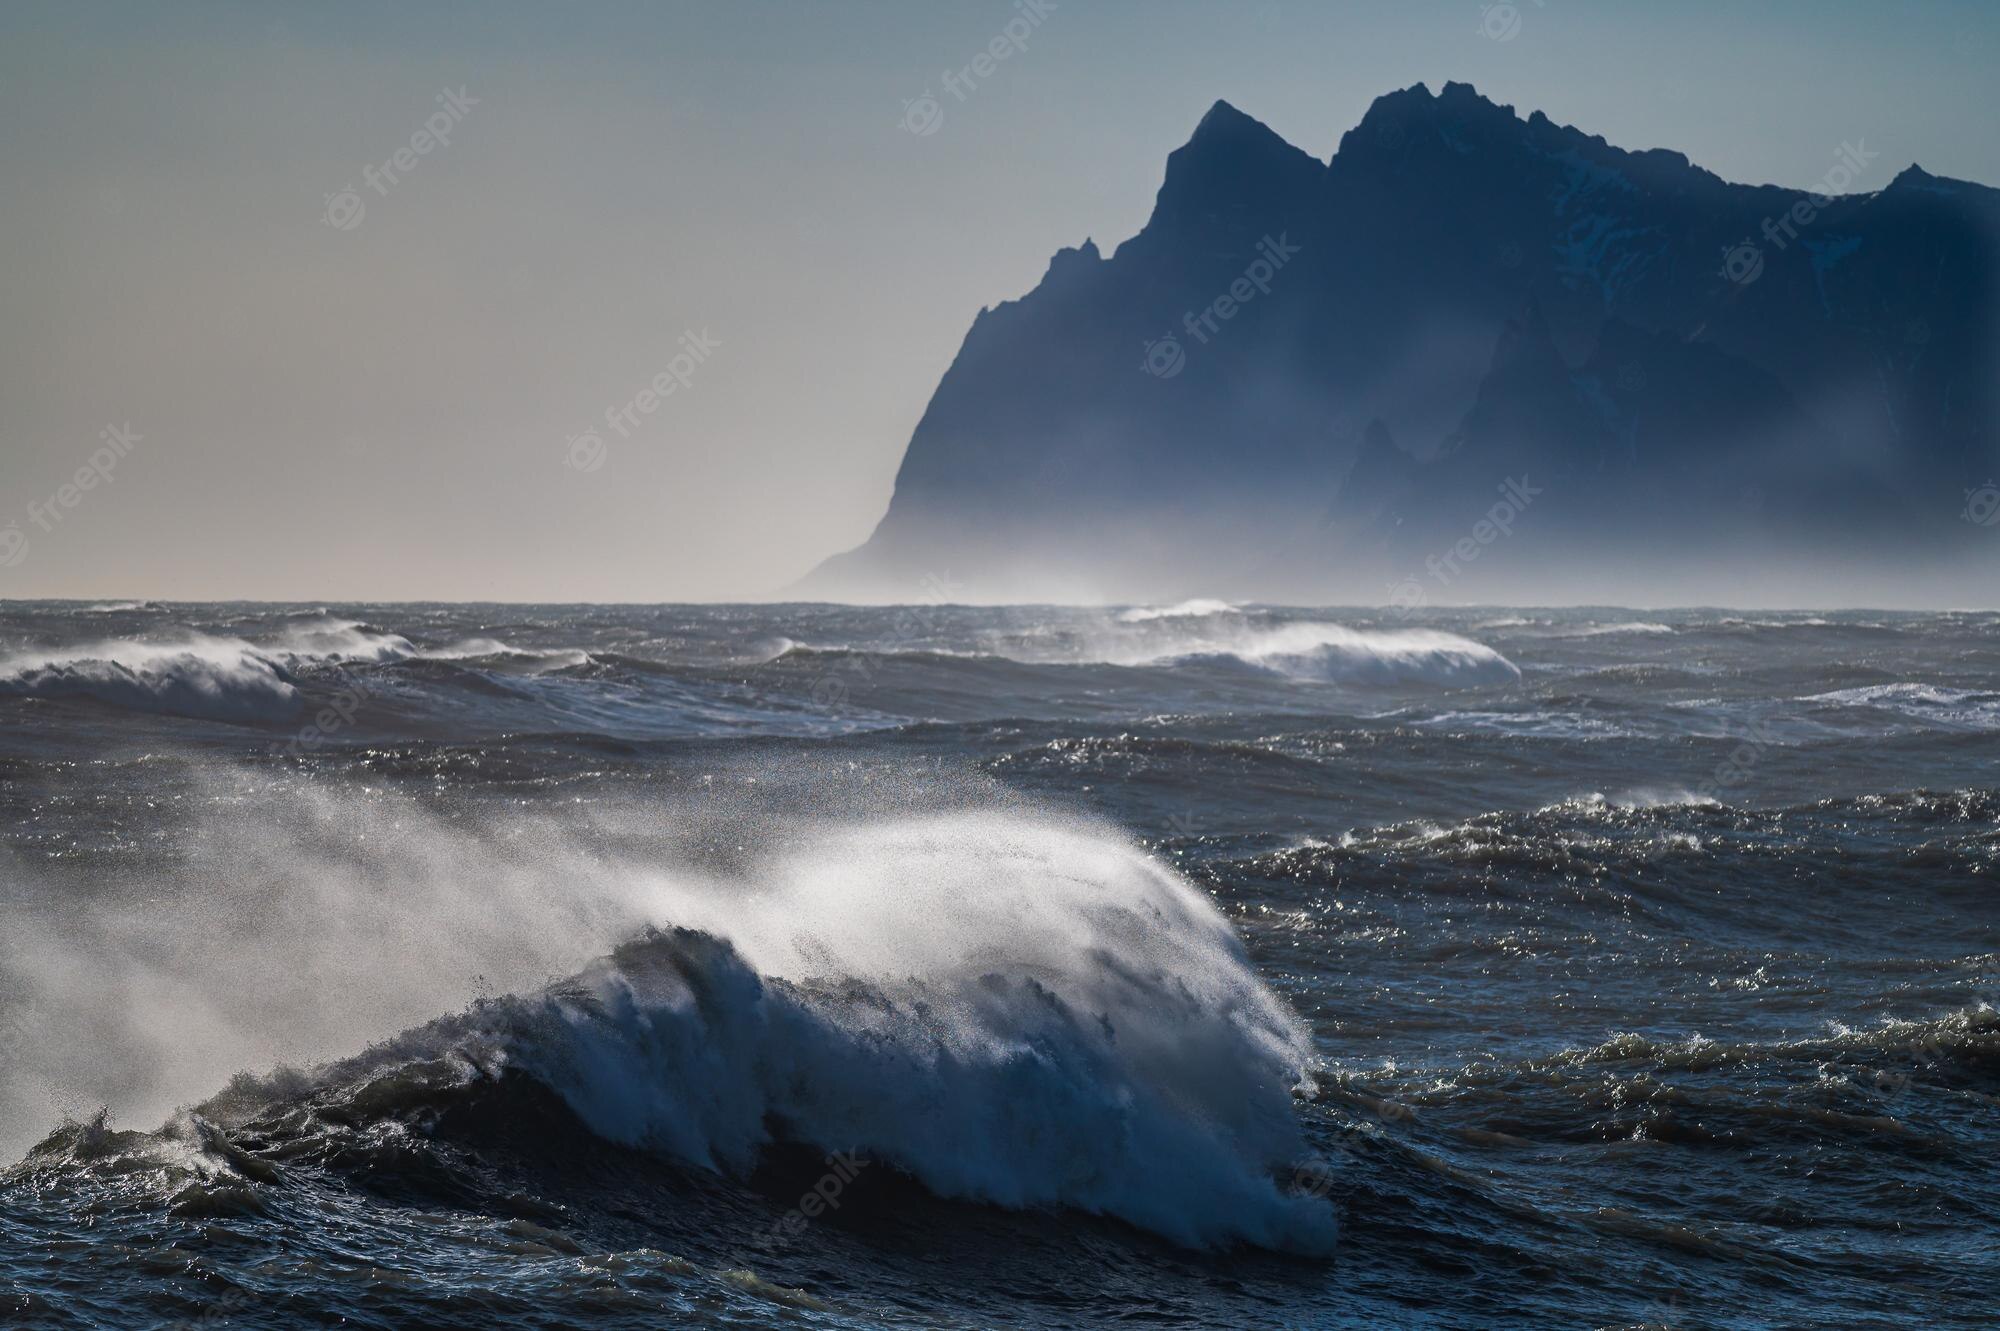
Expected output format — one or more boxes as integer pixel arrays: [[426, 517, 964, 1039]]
[[0, 620, 417, 722], [1801, 683, 2000, 730], [1117, 599, 1239, 623], [1419, 708, 1629, 739], [1560, 621, 1675, 638], [265, 618, 415, 666], [519, 813, 1335, 1251], [1039, 618, 1518, 686], [1542, 789, 1721, 814], [0, 782, 1336, 1254], [421, 637, 592, 670], [0, 634, 303, 723], [420, 636, 519, 659]]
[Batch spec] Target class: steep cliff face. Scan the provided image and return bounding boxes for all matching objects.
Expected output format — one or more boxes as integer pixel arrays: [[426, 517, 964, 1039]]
[[799, 82, 2000, 603]]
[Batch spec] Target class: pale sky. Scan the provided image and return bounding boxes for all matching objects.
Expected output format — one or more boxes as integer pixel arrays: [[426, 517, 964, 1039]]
[[2, 0, 1993, 601]]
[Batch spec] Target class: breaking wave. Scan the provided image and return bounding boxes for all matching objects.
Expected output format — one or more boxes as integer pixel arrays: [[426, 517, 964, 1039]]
[[1117, 599, 1240, 623], [0, 620, 416, 723], [1559, 621, 1675, 637], [1123, 622, 1519, 685], [1802, 683, 2000, 730], [4, 789, 1336, 1254], [0, 635, 304, 723], [0, 615, 428, 719]]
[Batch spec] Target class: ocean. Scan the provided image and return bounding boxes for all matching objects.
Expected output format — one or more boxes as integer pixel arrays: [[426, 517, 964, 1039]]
[[0, 599, 1994, 1329]]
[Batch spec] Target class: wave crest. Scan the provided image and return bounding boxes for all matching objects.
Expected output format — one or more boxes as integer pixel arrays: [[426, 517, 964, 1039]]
[[0, 619, 415, 723], [10, 789, 1336, 1254], [1141, 623, 1519, 685]]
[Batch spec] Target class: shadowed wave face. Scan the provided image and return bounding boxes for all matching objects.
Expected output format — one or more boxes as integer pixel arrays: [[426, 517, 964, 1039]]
[[1, 599, 1996, 1330]]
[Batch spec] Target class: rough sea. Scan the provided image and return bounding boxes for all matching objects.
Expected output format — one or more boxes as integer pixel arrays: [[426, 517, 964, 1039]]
[[1, 600, 1995, 1330]]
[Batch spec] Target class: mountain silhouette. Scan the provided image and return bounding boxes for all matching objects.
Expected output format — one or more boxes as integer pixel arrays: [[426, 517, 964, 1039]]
[[800, 82, 2000, 604]]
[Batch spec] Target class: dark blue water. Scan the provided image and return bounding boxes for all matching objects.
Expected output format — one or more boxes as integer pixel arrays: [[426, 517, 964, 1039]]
[[1, 600, 1995, 1329]]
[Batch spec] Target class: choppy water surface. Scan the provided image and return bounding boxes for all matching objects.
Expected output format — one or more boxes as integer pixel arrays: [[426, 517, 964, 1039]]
[[1, 600, 1995, 1329]]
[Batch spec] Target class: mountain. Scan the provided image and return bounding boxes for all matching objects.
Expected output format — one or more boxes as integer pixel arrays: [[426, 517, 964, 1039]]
[[798, 82, 2000, 605]]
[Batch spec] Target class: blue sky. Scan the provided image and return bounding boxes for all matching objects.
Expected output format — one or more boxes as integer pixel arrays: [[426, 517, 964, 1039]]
[[2, 0, 1992, 598]]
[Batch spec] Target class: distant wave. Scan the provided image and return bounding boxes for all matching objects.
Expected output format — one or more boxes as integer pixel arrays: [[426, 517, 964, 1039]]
[[1416, 707, 1632, 739], [265, 618, 416, 666], [1802, 683, 2000, 730], [0, 643, 302, 723], [1560, 621, 1675, 638], [759, 623, 1517, 688], [1551, 789, 1723, 813], [420, 637, 592, 671], [1121, 623, 1520, 686], [1117, 599, 1239, 623], [1715, 616, 1835, 629], [0, 619, 416, 724]]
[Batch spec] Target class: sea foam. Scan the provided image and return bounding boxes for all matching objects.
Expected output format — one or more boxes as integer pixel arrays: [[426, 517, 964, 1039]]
[[2, 781, 1337, 1254]]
